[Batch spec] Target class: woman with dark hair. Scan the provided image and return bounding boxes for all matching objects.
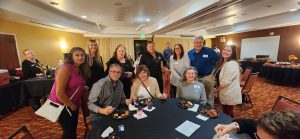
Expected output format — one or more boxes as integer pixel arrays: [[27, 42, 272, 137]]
[[214, 45, 242, 117], [139, 41, 167, 93], [169, 44, 190, 98], [106, 44, 134, 98], [49, 47, 90, 139], [130, 65, 167, 101], [176, 67, 207, 105], [214, 110, 300, 139], [86, 40, 105, 89]]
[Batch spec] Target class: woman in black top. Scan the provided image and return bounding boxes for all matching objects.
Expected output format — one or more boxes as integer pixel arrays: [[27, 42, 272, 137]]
[[139, 41, 167, 93], [106, 44, 134, 98], [22, 49, 43, 79], [86, 40, 105, 89]]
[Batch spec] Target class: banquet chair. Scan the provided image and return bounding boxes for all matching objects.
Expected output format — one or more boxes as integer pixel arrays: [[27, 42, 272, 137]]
[[240, 73, 258, 110], [272, 95, 300, 112], [240, 67, 253, 87], [8, 125, 33, 139]]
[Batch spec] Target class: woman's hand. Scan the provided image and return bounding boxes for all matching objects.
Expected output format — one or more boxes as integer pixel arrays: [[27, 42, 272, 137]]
[[99, 106, 115, 115], [214, 123, 238, 136], [125, 99, 132, 105], [131, 97, 137, 103], [70, 103, 78, 111], [160, 93, 168, 99]]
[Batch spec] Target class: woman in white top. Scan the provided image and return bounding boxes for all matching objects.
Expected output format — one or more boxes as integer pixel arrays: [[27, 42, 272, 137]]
[[130, 65, 167, 101], [214, 45, 242, 117], [170, 44, 190, 97]]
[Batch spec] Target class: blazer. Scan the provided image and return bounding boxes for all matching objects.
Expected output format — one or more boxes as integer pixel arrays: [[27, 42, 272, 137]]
[[219, 60, 242, 105], [130, 77, 162, 99]]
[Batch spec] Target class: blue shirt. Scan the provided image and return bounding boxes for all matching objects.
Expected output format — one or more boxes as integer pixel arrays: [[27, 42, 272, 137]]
[[188, 47, 220, 76]]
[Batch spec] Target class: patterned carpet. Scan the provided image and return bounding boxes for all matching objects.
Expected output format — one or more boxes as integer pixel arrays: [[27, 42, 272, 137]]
[[0, 78, 299, 138]]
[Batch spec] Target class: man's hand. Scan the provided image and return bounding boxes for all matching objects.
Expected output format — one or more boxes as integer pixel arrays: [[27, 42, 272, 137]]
[[98, 106, 115, 115], [214, 123, 238, 136]]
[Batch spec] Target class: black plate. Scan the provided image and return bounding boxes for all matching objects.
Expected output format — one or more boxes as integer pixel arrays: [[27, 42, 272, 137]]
[[112, 109, 130, 120], [138, 98, 152, 106], [177, 100, 194, 109]]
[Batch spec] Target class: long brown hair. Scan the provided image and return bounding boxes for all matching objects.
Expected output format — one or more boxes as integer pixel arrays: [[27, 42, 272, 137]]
[[216, 45, 238, 69], [86, 39, 103, 67], [113, 44, 128, 59], [66, 47, 91, 79], [173, 44, 184, 60]]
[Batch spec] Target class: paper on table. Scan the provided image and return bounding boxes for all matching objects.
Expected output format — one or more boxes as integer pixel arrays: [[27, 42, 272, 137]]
[[101, 126, 114, 138], [187, 104, 199, 112], [143, 106, 156, 112], [133, 112, 147, 120], [196, 114, 209, 121], [128, 104, 137, 111], [175, 120, 200, 137]]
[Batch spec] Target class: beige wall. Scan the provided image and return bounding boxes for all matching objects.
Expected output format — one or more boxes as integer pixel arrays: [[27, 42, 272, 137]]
[[0, 19, 87, 67]]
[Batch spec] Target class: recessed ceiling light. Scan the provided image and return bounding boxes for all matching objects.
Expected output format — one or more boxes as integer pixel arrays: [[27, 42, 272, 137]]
[[50, 1, 59, 5], [81, 15, 87, 19], [156, 10, 161, 13], [266, 5, 272, 8], [146, 19, 151, 22], [289, 9, 298, 12]]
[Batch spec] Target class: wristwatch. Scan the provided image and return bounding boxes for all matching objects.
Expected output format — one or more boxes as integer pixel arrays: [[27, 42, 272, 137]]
[[233, 122, 240, 132]]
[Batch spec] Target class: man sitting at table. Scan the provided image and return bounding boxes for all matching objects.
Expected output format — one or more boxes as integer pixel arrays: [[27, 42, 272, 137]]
[[88, 63, 131, 126]]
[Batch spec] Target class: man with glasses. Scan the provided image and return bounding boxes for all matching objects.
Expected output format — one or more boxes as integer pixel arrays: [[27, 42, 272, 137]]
[[88, 63, 131, 126], [188, 36, 220, 107], [214, 110, 300, 139]]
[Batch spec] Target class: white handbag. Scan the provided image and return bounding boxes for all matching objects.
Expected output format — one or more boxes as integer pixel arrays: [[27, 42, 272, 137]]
[[35, 86, 80, 122]]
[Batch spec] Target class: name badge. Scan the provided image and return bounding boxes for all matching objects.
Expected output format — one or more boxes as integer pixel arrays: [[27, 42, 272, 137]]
[[194, 85, 200, 89], [203, 55, 208, 58], [175, 62, 179, 64]]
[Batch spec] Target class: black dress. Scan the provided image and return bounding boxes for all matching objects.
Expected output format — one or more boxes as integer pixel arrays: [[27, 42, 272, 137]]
[[21, 59, 42, 80], [139, 51, 167, 93], [106, 57, 134, 98], [87, 57, 105, 89]]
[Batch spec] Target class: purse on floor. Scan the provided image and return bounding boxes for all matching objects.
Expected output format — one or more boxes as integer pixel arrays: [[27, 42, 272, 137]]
[[35, 86, 80, 122]]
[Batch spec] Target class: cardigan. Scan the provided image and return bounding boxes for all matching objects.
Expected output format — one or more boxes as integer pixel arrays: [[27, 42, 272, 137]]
[[130, 77, 162, 99]]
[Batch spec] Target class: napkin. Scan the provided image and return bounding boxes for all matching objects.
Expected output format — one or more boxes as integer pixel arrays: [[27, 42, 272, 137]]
[[133, 112, 147, 120], [196, 114, 209, 121], [101, 126, 114, 138], [128, 104, 137, 111], [143, 106, 156, 112], [175, 120, 200, 137], [187, 104, 199, 112]]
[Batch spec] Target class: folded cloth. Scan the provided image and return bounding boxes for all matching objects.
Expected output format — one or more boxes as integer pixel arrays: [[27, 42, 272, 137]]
[[101, 126, 114, 138], [187, 104, 199, 112], [143, 106, 156, 112], [133, 112, 147, 120]]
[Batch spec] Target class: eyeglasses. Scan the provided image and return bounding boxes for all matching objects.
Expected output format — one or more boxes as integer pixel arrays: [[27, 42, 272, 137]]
[[109, 71, 122, 74], [254, 132, 260, 139]]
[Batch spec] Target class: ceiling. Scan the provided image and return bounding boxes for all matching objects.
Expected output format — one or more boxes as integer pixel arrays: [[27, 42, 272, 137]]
[[0, 0, 300, 38]]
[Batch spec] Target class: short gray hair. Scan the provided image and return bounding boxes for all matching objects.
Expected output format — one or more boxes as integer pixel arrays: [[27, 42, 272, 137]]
[[109, 63, 122, 71], [194, 36, 204, 41]]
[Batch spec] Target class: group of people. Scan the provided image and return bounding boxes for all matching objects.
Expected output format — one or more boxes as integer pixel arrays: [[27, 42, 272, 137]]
[[21, 37, 299, 139]]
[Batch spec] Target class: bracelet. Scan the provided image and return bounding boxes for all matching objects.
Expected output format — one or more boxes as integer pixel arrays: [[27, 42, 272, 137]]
[[233, 122, 240, 132]]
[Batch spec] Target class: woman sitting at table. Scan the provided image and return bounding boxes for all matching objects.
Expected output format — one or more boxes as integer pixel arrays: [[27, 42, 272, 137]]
[[21, 49, 43, 79], [176, 67, 207, 105], [49, 47, 90, 139], [130, 65, 167, 101]]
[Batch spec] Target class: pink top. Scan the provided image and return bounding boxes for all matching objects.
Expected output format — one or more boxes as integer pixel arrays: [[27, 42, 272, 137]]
[[50, 63, 86, 107]]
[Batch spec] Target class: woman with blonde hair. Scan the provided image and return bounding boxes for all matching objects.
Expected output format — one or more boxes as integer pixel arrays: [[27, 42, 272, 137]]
[[86, 40, 105, 89], [106, 44, 134, 98]]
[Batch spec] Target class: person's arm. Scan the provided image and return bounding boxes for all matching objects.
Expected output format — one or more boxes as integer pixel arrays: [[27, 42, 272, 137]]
[[87, 81, 103, 113], [130, 79, 139, 101], [22, 61, 32, 78], [170, 56, 181, 80], [219, 61, 239, 90], [55, 65, 77, 110], [184, 53, 191, 67], [199, 83, 207, 105], [176, 84, 182, 99], [210, 49, 220, 66], [152, 78, 162, 98], [160, 53, 168, 67], [139, 54, 146, 66], [234, 119, 257, 135]]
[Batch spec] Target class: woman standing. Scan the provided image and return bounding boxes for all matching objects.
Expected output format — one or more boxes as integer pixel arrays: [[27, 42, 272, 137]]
[[176, 67, 207, 105], [106, 44, 134, 98], [131, 65, 167, 101], [214, 45, 242, 117], [170, 44, 190, 98], [49, 47, 90, 139], [86, 40, 105, 89], [139, 41, 167, 93]]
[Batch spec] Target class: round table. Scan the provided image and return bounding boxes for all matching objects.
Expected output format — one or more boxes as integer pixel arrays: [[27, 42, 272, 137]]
[[260, 65, 300, 86], [87, 99, 232, 139]]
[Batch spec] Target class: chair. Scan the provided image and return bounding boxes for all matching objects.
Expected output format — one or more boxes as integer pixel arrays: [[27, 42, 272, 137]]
[[8, 125, 33, 139], [241, 73, 258, 109], [240, 67, 253, 87], [272, 95, 300, 112], [81, 90, 91, 139]]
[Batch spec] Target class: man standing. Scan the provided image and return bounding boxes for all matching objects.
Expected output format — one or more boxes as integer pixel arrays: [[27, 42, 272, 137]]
[[163, 42, 173, 68], [188, 36, 220, 107], [88, 63, 131, 126]]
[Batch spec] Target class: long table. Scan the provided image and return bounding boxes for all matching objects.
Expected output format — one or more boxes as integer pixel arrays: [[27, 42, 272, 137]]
[[87, 99, 232, 139]]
